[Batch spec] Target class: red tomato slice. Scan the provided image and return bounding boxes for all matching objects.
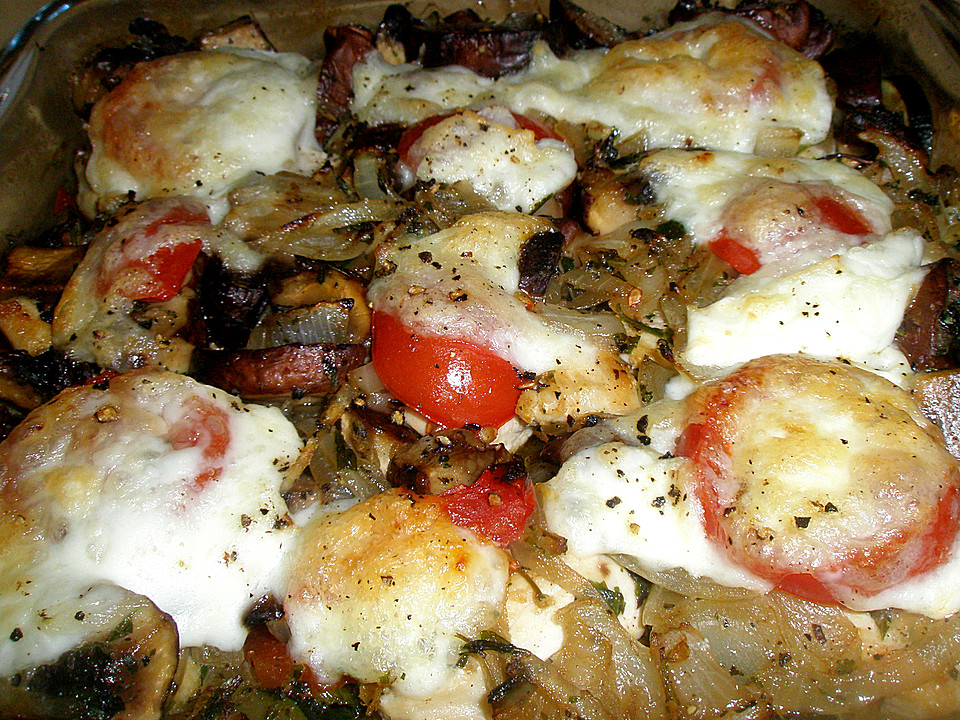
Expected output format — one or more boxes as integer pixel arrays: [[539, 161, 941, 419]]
[[167, 395, 231, 489], [98, 202, 207, 303], [813, 194, 874, 236], [708, 232, 762, 275], [438, 464, 535, 547], [397, 110, 563, 169], [371, 310, 521, 428], [243, 626, 329, 698], [677, 355, 960, 605]]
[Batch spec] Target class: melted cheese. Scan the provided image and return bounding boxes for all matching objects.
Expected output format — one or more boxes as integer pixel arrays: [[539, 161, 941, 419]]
[[369, 212, 639, 423], [82, 48, 324, 222], [540, 441, 773, 594], [640, 149, 894, 262], [544, 358, 960, 619], [409, 107, 577, 213], [0, 369, 301, 669], [283, 489, 509, 698], [53, 198, 209, 372], [681, 229, 926, 380], [353, 17, 832, 153]]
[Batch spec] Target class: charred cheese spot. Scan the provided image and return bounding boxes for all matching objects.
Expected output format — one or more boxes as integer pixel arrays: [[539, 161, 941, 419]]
[[283, 489, 509, 698]]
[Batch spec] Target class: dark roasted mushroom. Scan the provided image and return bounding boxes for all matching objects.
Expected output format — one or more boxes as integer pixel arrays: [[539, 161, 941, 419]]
[[195, 343, 368, 398], [420, 12, 555, 79], [199, 258, 270, 350], [549, 0, 634, 50], [668, 0, 834, 58], [316, 26, 376, 141], [387, 429, 514, 495], [897, 258, 960, 372], [519, 229, 565, 296]]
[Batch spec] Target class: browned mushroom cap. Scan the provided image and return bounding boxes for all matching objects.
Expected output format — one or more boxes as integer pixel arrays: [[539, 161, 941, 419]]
[[549, 0, 634, 50], [316, 25, 376, 141], [420, 12, 556, 79], [0, 590, 178, 720], [898, 258, 960, 372], [195, 343, 368, 398]]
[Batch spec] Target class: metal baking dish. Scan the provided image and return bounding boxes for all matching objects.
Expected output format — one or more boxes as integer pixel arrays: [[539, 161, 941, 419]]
[[0, 0, 959, 248]]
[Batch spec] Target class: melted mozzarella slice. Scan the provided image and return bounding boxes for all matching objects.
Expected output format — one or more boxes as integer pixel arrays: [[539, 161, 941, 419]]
[[640, 149, 894, 266], [283, 489, 509, 698], [681, 229, 927, 380], [0, 369, 301, 660], [369, 212, 639, 423], [353, 17, 832, 152], [409, 107, 577, 213], [539, 441, 772, 594], [83, 48, 324, 221]]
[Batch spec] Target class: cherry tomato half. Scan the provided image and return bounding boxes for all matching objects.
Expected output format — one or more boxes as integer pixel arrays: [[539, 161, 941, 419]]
[[438, 464, 536, 547], [371, 310, 521, 428]]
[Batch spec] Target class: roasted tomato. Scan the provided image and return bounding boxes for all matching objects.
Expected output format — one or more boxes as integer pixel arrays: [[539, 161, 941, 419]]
[[371, 310, 522, 428], [677, 354, 960, 605], [438, 463, 535, 546], [97, 200, 207, 302], [709, 183, 878, 274], [397, 109, 563, 169]]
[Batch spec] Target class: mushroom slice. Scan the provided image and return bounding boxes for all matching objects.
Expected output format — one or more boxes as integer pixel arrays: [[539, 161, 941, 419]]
[[195, 343, 368, 398], [0, 584, 178, 720]]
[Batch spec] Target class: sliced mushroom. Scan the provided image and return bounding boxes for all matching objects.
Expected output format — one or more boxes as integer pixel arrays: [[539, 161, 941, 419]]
[[316, 26, 376, 141], [518, 229, 565, 297], [195, 343, 368, 398], [897, 258, 960, 372], [387, 429, 514, 495], [549, 0, 634, 50], [912, 369, 960, 460], [0, 587, 178, 720], [420, 12, 555, 79], [198, 258, 269, 350]]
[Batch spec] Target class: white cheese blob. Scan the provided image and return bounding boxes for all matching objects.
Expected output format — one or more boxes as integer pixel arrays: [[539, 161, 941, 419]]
[[83, 48, 324, 222], [353, 17, 832, 153], [0, 369, 302, 666], [283, 489, 509, 698], [640, 149, 894, 259], [370, 212, 609, 373], [681, 229, 927, 379], [409, 107, 577, 213], [539, 442, 773, 594]]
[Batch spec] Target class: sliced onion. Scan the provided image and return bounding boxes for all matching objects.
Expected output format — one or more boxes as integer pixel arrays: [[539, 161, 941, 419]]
[[247, 301, 356, 349], [532, 302, 626, 338]]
